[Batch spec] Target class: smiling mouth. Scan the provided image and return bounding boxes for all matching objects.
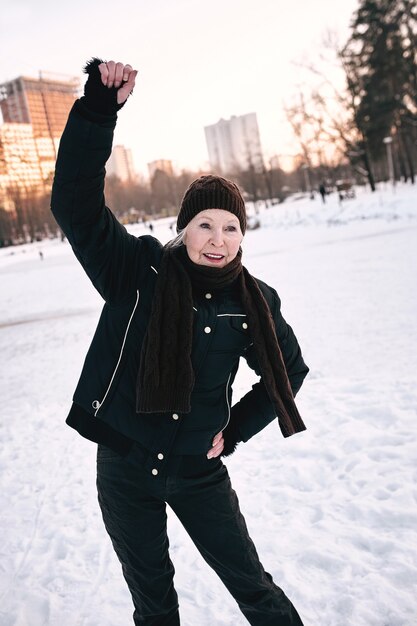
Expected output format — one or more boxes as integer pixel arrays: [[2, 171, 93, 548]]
[[203, 253, 225, 261]]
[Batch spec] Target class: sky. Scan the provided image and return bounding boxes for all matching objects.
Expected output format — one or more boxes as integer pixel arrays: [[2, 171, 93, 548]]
[[0, 0, 359, 176]]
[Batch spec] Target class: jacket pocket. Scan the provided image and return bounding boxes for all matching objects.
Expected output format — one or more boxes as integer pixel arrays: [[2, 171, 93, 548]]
[[210, 315, 250, 354]]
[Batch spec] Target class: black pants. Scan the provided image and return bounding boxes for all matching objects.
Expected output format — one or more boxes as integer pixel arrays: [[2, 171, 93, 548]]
[[96, 444, 304, 626]]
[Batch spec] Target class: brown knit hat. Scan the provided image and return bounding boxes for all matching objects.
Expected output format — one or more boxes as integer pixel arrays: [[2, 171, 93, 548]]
[[177, 175, 247, 234]]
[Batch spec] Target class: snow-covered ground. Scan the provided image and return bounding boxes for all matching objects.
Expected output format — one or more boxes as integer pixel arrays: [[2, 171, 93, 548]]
[[1, 183, 416, 626]]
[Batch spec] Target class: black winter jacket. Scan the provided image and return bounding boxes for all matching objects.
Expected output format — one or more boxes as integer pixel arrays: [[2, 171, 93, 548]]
[[51, 101, 309, 466]]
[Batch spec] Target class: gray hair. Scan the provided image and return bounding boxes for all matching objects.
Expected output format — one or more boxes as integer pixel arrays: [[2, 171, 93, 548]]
[[165, 228, 186, 249]]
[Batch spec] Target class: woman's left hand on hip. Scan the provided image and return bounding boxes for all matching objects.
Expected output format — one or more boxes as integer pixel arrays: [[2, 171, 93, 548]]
[[207, 432, 224, 458]]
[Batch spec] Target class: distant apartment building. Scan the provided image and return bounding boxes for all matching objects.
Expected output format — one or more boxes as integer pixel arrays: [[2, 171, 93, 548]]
[[106, 145, 136, 182], [0, 73, 79, 195], [204, 113, 264, 175], [0, 74, 79, 137], [0, 124, 43, 211], [147, 159, 174, 179], [0, 124, 42, 185]]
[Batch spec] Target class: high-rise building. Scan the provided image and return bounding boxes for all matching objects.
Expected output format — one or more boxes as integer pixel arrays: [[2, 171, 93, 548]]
[[0, 124, 43, 211], [0, 73, 79, 193], [147, 159, 174, 180], [0, 124, 42, 186], [0, 74, 79, 139], [106, 145, 136, 182], [204, 113, 264, 175]]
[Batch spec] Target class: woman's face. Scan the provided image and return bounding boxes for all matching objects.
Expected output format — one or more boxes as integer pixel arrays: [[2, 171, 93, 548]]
[[183, 209, 243, 267]]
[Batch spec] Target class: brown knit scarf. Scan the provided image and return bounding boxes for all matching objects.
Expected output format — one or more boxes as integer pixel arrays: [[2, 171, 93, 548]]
[[136, 245, 306, 437]]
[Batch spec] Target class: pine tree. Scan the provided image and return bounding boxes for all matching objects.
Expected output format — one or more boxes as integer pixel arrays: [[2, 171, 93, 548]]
[[341, 0, 416, 183]]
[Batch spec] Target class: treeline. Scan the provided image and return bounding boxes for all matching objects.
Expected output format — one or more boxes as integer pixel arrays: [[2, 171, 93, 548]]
[[343, 0, 417, 188], [0, 158, 353, 246], [104, 161, 353, 224], [287, 0, 417, 190], [0, 187, 58, 247]]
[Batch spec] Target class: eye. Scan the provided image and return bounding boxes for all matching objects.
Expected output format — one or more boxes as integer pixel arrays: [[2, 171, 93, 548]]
[[226, 225, 237, 232], [199, 222, 211, 229]]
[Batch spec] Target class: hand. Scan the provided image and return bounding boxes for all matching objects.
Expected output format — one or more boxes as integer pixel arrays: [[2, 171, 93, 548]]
[[98, 61, 138, 105], [207, 432, 224, 459], [82, 58, 137, 115]]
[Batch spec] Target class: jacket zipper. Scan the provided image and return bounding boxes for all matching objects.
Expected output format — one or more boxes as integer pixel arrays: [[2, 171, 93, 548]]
[[220, 372, 232, 432], [92, 289, 140, 416]]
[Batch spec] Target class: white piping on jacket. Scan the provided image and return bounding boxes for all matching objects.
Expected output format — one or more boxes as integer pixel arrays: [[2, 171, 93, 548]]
[[216, 313, 246, 317], [220, 372, 232, 433], [92, 289, 140, 416], [150, 266, 158, 274]]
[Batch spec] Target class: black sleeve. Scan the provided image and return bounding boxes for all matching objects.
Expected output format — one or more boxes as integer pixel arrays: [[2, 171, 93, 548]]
[[51, 101, 158, 305], [230, 287, 309, 443]]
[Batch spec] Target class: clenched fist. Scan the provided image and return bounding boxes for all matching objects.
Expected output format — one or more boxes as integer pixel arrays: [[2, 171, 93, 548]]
[[82, 57, 138, 116], [97, 60, 138, 105]]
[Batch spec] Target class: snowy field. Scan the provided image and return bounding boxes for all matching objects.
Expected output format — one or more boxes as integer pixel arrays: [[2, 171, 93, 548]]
[[1, 183, 416, 626]]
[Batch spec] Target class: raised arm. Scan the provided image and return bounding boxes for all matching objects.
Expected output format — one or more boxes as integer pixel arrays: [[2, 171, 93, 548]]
[[51, 59, 155, 304]]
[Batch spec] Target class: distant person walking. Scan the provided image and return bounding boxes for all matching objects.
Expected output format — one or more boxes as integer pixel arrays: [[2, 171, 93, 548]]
[[51, 58, 309, 626], [319, 182, 326, 204]]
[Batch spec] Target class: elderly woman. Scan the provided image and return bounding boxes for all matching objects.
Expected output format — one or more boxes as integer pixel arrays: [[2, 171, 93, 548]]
[[51, 59, 309, 626]]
